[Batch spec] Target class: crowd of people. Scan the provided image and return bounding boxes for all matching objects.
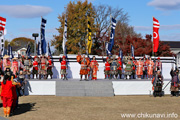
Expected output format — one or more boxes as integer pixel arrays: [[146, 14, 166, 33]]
[[76, 53, 162, 80], [0, 54, 54, 117], [0, 53, 179, 117]]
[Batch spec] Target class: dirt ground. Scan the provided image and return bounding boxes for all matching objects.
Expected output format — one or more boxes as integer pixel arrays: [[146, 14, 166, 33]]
[[0, 95, 179, 120]]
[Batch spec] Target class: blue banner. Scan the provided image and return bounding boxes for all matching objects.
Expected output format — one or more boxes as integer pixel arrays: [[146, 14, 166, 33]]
[[131, 45, 135, 58], [119, 48, 123, 61], [41, 17, 47, 55], [108, 17, 116, 52], [26, 44, 31, 57]]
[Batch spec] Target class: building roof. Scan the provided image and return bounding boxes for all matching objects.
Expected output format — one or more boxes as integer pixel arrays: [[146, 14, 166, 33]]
[[163, 41, 180, 48]]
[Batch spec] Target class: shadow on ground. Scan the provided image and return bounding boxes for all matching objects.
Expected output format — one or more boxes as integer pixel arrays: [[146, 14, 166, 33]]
[[13, 103, 36, 116]]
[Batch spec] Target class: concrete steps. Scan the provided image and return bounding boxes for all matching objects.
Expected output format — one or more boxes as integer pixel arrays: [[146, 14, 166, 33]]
[[56, 81, 114, 97]]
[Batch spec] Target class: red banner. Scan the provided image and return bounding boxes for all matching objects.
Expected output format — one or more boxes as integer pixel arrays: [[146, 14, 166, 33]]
[[0, 16, 6, 32], [153, 17, 160, 53]]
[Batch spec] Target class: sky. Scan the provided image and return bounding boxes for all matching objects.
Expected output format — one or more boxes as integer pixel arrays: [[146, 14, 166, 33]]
[[1, 0, 180, 48]]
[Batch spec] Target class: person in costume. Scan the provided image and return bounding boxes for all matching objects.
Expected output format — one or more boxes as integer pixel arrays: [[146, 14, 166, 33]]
[[143, 57, 148, 79], [1, 68, 20, 117], [3, 55, 11, 71], [18, 70, 26, 96], [11, 58, 19, 78], [124, 57, 133, 79], [18, 56, 24, 71], [135, 58, 143, 79], [77, 54, 90, 81], [47, 56, 53, 79], [151, 70, 163, 91], [23, 56, 32, 79], [170, 69, 180, 97], [32, 56, 39, 79], [60, 56, 68, 80], [131, 57, 136, 79], [155, 57, 162, 72], [90, 56, 99, 80], [109, 55, 119, 79], [147, 57, 154, 79], [104, 57, 111, 79], [117, 57, 123, 79], [39, 55, 48, 79]]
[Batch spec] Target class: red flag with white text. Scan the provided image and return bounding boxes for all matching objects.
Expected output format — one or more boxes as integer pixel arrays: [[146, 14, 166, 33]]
[[153, 17, 160, 53], [0, 16, 6, 33]]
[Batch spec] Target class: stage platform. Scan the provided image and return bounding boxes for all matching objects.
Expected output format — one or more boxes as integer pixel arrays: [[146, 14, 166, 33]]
[[24, 79, 171, 96]]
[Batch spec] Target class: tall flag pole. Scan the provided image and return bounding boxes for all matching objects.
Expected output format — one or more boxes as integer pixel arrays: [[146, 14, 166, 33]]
[[86, 16, 92, 54], [26, 43, 31, 57], [105, 42, 111, 55], [62, 17, 67, 55], [48, 42, 53, 63], [153, 17, 160, 53], [0, 16, 6, 56], [37, 41, 41, 55], [7, 43, 13, 59], [108, 17, 116, 52], [131, 44, 135, 58], [119, 48, 123, 61], [40, 17, 47, 55]]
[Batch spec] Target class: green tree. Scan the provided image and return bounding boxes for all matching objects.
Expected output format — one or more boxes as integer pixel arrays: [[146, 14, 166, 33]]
[[51, 0, 97, 54], [10, 37, 35, 53]]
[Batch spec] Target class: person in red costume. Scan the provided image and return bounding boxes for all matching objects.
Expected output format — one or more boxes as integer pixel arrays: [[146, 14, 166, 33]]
[[103, 57, 110, 79], [61, 56, 67, 80], [135, 58, 143, 79], [78, 55, 90, 81], [90, 56, 99, 80], [39, 55, 48, 79], [32, 56, 39, 79], [47, 56, 54, 79], [147, 57, 154, 79], [117, 57, 123, 79], [1, 68, 20, 117], [155, 57, 162, 72]]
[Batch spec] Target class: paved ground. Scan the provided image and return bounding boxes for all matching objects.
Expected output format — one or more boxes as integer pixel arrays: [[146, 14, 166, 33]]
[[0, 95, 179, 120]]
